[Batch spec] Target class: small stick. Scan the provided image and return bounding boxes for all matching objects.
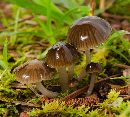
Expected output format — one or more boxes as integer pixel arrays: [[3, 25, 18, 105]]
[[99, 0, 105, 11], [123, 95, 130, 101], [102, 12, 130, 20], [11, 83, 27, 89], [0, 96, 41, 108], [0, 16, 33, 31], [90, 0, 95, 16], [114, 63, 130, 69]]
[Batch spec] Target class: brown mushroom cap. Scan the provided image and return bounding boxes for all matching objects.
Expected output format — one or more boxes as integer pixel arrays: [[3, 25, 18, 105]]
[[46, 42, 74, 68], [86, 62, 102, 73], [14, 59, 54, 84], [67, 16, 112, 51], [65, 43, 80, 64]]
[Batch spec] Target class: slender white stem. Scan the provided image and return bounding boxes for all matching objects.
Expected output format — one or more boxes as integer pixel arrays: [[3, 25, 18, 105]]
[[58, 67, 68, 91], [29, 86, 42, 97], [77, 50, 91, 81], [87, 73, 96, 96], [68, 64, 74, 81], [36, 82, 58, 98], [85, 49, 91, 65]]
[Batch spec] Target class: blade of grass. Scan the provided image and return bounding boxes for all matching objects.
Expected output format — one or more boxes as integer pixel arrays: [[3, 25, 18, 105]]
[[9, 0, 63, 22], [10, 8, 20, 45], [107, 46, 130, 63], [3, 39, 8, 68]]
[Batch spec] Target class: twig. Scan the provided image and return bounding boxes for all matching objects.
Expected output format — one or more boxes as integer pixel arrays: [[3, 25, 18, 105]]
[[0, 96, 41, 108], [99, 0, 105, 11], [123, 95, 130, 101], [11, 83, 27, 89], [102, 12, 130, 20], [114, 63, 130, 69], [62, 74, 119, 101], [90, 0, 95, 16], [0, 16, 33, 31]]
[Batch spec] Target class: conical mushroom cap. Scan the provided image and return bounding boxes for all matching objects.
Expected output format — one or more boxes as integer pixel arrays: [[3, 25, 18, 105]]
[[67, 16, 112, 51], [14, 59, 54, 84], [46, 42, 74, 68], [86, 62, 102, 73]]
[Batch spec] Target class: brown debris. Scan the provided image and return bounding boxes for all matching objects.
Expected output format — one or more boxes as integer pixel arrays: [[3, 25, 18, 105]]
[[65, 94, 99, 107], [41, 94, 99, 107], [102, 12, 130, 20], [20, 112, 30, 117], [114, 86, 128, 95]]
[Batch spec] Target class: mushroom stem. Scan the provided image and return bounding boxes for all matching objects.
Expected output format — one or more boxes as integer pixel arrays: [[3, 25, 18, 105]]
[[29, 86, 42, 97], [58, 67, 68, 91], [68, 64, 74, 80], [85, 49, 91, 65], [86, 73, 97, 96], [36, 82, 58, 98], [77, 50, 91, 81]]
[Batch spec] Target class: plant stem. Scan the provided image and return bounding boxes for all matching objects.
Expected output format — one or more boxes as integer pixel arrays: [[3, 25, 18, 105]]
[[58, 67, 68, 91], [36, 82, 58, 98], [29, 86, 42, 97], [86, 73, 96, 96], [90, 0, 95, 16], [77, 49, 91, 81], [99, 0, 105, 11]]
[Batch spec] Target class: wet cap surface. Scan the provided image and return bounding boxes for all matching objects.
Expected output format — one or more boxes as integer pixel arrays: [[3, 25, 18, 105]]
[[86, 62, 102, 73], [67, 16, 112, 51], [14, 59, 54, 84], [46, 42, 73, 68], [65, 43, 80, 64]]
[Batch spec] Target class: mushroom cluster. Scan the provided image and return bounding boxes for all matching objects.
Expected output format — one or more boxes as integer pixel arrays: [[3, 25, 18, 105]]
[[13, 16, 112, 98]]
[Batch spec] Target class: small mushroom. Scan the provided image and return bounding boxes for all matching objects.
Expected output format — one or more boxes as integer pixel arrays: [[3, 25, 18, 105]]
[[85, 62, 102, 95], [46, 42, 78, 91], [13, 59, 58, 98], [67, 16, 111, 80]]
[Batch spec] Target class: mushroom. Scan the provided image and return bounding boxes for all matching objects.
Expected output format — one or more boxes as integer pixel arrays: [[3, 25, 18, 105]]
[[85, 62, 102, 95], [46, 42, 78, 91], [67, 16, 112, 80], [13, 59, 58, 98]]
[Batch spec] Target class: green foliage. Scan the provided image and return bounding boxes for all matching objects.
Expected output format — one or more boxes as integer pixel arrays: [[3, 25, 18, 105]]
[[108, 0, 130, 16], [10, 7, 20, 45], [8, 0, 90, 44], [99, 90, 121, 108], [92, 30, 130, 69], [0, 40, 8, 69], [1, 1, 130, 117]]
